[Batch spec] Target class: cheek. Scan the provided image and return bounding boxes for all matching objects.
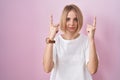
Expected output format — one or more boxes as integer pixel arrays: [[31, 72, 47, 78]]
[[74, 22, 78, 26], [66, 22, 69, 26]]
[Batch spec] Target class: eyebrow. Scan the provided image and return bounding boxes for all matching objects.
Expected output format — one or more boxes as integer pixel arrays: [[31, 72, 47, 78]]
[[74, 17, 78, 21], [66, 17, 78, 21], [66, 17, 70, 21]]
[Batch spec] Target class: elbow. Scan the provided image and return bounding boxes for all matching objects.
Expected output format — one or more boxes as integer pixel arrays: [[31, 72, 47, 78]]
[[89, 65, 98, 75], [87, 64, 98, 75], [43, 63, 52, 73], [88, 60, 99, 75], [43, 62, 53, 73], [44, 68, 51, 73], [90, 69, 97, 75]]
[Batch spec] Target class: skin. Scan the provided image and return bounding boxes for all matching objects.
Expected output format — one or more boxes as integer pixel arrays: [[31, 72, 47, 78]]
[[43, 10, 98, 74], [62, 10, 79, 39]]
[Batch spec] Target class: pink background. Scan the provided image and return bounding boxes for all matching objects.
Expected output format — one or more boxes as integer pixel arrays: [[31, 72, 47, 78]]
[[0, 0, 120, 80]]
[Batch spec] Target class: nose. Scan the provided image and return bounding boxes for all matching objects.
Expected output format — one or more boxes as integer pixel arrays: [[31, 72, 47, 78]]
[[70, 20, 74, 26]]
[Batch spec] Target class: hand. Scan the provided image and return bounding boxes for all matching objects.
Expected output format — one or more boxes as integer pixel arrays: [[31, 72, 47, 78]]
[[49, 15, 59, 40], [86, 16, 96, 40]]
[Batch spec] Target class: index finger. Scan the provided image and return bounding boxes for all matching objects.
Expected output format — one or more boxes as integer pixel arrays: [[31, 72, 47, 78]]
[[50, 15, 53, 25], [93, 16, 96, 27]]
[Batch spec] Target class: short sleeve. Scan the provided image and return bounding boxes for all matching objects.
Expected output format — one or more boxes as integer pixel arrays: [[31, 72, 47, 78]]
[[50, 44, 57, 80], [53, 36, 58, 67], [53, 44, 57, 66], [85, 39, 90, 64], [85, 38, 99, 65]]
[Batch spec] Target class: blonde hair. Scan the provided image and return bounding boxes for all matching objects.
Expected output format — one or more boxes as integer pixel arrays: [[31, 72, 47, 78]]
[[60, 4, 83, 33]]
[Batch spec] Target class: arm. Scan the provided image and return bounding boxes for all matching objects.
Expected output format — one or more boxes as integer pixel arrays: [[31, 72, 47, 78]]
[[87, 39, 98, 74], [86, 17, 99, 74], [43, 15, 59, 73], [43, 43, 54, 73]]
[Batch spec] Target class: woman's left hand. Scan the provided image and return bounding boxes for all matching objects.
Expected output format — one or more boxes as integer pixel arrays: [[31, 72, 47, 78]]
[[86, 16, 96, 40]]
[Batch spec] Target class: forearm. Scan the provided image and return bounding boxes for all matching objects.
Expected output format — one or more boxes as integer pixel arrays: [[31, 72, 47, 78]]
[[43, 15, 59, 73], [43, 44, 54, 73], [87, 39, 98, 74]]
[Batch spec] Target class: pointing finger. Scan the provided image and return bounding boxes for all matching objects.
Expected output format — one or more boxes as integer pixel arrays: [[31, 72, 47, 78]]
[[93, 16, 96, 27], [50, 15, 53, 25]]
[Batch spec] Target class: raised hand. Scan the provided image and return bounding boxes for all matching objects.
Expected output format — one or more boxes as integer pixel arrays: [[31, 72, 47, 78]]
[[86, 16, 96, 40], [49, 15, 59, 40]]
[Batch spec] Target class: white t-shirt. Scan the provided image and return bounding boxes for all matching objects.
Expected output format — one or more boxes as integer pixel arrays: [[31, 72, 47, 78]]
[[50, 34, 92, 80]]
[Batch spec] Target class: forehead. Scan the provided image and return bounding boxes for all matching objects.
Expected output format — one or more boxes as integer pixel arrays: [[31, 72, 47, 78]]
[[67, 10, 77, 17]]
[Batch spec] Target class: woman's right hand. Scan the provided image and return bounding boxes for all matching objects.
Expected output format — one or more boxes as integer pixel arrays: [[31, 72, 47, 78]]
[[49, 15, 59, 40]]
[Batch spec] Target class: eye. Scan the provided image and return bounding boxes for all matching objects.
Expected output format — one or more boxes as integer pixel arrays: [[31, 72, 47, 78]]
[[66, 17, 70, 21], [74, 18, 78, 21]]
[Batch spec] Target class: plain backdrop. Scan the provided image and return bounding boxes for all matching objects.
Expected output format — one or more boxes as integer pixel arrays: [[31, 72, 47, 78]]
[[0, 0, 120, 80]]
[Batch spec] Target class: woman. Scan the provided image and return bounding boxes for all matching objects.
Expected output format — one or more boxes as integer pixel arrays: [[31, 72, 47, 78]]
[[43, 4, 98, 80]]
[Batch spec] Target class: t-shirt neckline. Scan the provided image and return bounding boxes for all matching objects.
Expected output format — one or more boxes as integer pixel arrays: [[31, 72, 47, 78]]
[[59, 33, 82, 42]]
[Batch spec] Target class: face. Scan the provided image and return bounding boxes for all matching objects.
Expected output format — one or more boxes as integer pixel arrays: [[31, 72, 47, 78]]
[[66, 10, 78, 34]]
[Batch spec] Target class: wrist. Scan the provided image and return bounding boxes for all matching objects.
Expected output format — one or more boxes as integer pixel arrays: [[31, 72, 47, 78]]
[[49, 37, 54, 40], [48, 34, 55, 40], [46, 37, 55, 44], [89, 39, 95, 45], [88, 36, 94, 41]]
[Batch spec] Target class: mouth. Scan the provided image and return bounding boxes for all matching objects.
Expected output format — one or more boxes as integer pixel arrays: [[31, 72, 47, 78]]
[[68, 27, 76, 30]]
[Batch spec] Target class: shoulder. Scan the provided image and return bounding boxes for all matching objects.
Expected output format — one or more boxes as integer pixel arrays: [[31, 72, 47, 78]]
[[54, 35, 62, 45], [80, 34, 88, 41], [54, 35, 61, 41], [79, 34, 89, 48]]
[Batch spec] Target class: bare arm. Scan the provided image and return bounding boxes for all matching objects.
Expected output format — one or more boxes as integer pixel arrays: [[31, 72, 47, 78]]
[[43, 15, 59, 73], [86, 17, 99, 74], [43, 43, 54, 73], [87, 39, 98, 74]]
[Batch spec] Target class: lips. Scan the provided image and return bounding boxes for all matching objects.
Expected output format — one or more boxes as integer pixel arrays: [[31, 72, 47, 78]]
[[68, 27, 76, 30]]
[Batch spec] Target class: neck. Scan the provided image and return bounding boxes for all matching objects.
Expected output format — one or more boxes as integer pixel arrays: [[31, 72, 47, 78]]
[[62, 32, 80, 40]]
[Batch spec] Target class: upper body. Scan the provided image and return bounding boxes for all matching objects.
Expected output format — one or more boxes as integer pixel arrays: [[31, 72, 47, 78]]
[[50, 34, 93, 80], [43, 4, 98, 80]]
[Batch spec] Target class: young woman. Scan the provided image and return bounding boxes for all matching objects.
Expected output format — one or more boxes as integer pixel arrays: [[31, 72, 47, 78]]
[[43, 4, 98, 80]]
